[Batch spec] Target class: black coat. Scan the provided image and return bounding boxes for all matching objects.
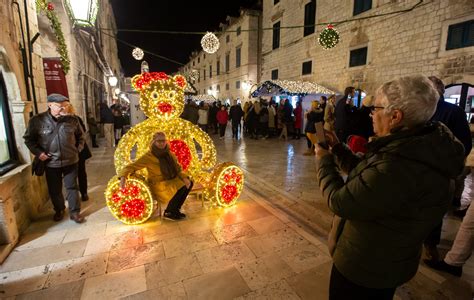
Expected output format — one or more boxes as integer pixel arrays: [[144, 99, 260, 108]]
[[431, 96, 472, 156]]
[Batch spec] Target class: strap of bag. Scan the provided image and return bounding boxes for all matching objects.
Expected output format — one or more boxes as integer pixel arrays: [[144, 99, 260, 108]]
[[42, 122, 63, 154]]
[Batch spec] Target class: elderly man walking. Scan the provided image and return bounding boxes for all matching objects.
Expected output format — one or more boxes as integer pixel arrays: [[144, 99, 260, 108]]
[[23, 93, 86, 223]]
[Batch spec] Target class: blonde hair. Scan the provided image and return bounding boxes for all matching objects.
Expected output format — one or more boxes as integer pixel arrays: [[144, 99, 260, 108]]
[[362, 95, 374, 107], [311, 100, 319, 110]]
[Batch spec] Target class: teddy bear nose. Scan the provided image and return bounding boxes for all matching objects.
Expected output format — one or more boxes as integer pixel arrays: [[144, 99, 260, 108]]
[[158, 102, 174, 114]]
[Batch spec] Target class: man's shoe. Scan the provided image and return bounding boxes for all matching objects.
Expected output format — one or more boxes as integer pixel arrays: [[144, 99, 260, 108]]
[[163, 211, 185, 221], [177, 211, 187, 218], [53, 210, 65, 222], [424, 259, 462, 277], [81, 194, 89, 202], [70, 213, 85, 224]]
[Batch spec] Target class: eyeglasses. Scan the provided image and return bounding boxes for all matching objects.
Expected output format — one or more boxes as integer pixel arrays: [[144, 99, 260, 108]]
[[370, 106, 385, 112], [50, 103, 70, 110]]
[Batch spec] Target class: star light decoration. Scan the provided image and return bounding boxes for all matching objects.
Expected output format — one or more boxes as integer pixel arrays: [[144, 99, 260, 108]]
[[318, 24, 340, 50], [105, 71, 244, 224], [132, 47, 144, 60], [201, 32, 220, 54]]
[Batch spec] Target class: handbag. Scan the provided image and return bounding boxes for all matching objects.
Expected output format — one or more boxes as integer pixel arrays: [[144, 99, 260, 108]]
[[31, 123, 63, 176], [32, 156, 46, 176], [79, 142, 92, 160]]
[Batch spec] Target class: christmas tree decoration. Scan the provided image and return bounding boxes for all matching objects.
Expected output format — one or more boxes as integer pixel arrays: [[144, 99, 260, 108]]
[[318, 24, 340, 50], [36, 0, 71, 73], [201, 32, 220, 54], [132, 47, 144, 60], [105, 71, 244, 224]]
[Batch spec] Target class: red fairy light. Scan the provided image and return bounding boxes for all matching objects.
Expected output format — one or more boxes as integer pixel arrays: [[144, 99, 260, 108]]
[[47, 2, 54, 10], [169, 140, 191, 170], [327, 24, 334, 29], [175, 76, 186, 88], [223, 173, 231, 182], [120, 186, 129, 195], [158, 103, 173, 114], [129, 185, 140, 197], [112, 192, 121, 203], [134, 72, 170, 90], [120, 198, 146, 218], [221, 184, 238, 203]]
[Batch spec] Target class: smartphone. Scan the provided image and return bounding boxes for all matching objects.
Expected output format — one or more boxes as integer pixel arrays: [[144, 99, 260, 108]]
[[315, 122, 328, 149]]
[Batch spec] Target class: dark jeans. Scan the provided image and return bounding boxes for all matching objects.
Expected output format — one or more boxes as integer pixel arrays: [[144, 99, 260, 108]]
[[165, 181, 193, 213], [89, 133, 98, 147], [329, 265, 396, 300], [232, 121, 240, 139], [45, 163, 81, 213], [219, 123, 227, 137], [78, 157, 88, 197]]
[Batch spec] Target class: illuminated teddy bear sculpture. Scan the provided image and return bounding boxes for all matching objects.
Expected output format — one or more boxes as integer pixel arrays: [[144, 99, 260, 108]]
[[105, 72, 244, 224]]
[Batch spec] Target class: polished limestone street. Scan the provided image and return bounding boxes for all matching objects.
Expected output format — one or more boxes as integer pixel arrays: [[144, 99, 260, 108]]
[[0, 133, 472, 299]]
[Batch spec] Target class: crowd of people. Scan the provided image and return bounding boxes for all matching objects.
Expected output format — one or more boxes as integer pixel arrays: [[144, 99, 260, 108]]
[[21, 74, 473, 299]]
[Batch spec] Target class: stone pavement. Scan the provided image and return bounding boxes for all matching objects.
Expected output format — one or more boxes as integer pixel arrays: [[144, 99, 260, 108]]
[[0, 132, 472, 299]]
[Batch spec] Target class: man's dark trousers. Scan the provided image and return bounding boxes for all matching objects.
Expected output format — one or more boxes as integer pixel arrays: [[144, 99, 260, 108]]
[[45, 163, 81, 214]]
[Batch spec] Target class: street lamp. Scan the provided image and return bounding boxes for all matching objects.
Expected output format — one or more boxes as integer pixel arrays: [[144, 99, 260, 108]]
[[65, 0, 99, 27], [108, 76, 118, 87]]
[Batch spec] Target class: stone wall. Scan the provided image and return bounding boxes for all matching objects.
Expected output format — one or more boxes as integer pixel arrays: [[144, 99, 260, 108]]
[[0, 0, 50, 262], [261, 0, 474, 95]]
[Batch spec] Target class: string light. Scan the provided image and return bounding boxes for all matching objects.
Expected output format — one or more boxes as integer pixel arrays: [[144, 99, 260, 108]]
[[105, 177, 155, 225], [204, 163, 244, 207], [318, 24, 340, 50], [201, 32, 220, 54], [104, 71, 244, 224], [252, 80, 335, 97], [132, 47, 144, 60]]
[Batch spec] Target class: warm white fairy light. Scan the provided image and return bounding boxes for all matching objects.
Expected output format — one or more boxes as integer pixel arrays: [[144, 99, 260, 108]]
[[132, 47, 144, 60], [201, 32, 220, 54]]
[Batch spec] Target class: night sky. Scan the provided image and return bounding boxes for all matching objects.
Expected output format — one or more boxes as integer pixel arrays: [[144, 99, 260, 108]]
[[110, 0, 260, 77]]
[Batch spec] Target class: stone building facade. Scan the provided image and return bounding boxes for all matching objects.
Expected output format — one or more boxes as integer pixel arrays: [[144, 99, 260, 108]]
[[0, 0, 121, 262], [180, 9, 261, 104], [261, 0, 474, 96]]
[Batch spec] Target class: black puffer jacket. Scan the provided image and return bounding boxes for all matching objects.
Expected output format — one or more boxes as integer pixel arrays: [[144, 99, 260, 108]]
[[317, 122, 465, 288], [24, 111, 85, 168]]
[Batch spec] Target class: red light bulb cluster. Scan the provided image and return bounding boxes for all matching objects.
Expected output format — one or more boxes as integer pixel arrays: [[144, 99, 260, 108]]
[[120, 198, 146, 218], [221, 185, 238, 203], [169, 139, 192, 171], [158, 103, 174, 114]]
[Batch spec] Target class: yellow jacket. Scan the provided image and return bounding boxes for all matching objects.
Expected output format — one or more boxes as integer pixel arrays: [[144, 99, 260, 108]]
[[118, 151, 188, 204]]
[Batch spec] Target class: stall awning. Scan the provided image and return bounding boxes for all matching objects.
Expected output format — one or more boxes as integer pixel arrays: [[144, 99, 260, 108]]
[[251, 80, 335, 97], [187, 94, 216, 102]]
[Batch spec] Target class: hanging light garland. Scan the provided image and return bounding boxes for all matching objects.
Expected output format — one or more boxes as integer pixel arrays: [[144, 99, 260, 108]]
[[318, 24, 340, 50], [201, 32, 220, 54], [36, 0, 71, 74], [104, 71, 244, 224], [132, 47, 144, 60]]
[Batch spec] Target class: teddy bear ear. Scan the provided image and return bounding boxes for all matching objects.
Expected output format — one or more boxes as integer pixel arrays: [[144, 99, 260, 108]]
[[131, 74, 144, 91], [173, 75, 187, 89]]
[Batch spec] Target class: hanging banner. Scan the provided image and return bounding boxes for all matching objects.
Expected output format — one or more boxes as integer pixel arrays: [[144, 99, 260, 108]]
[[43, 57, 69, 98]]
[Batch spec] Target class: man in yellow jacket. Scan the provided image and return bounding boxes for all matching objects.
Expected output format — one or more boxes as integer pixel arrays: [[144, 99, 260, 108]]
[[119, 132, 193, 220]]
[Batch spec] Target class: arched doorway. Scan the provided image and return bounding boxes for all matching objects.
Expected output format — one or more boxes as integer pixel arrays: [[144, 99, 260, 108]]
[[445, 83, 474, 121]]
